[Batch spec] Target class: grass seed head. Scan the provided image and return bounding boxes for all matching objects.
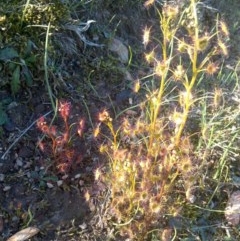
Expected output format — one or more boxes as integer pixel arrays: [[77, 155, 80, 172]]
[[144, 0, 155, 8], [205, 61, 219, 75], [196, 35, 209, 51], [177, 40, 187, 53], [155, 60, 167, 77], [98, 109, 112, 122], [213, 87, 223, 109], [218, 40, 228, 56], [179, 91, 193, 107], [84, 190, 90, 202], [171, 110, 184, 126], [133, 79, 140, 93], [93, 124, 100, 138], [143, 26, 151, 48], [77, 119, 85, 137], [163, 4, 179, 19], [219, 20, 229, 37], [99, 144, 108, 153], [150, 197, 161, 213], [145, 50, 155, 63], [173, 65, 185, 81], [94, 168, 102, 181]]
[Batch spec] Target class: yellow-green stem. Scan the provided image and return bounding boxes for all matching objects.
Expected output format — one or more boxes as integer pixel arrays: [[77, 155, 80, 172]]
[[148, 15, 169, 152], [175, 0, 199, 146]]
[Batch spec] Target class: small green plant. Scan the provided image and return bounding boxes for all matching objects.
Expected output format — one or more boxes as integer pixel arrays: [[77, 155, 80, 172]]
[[0, 44, 37, 94], [37, 101, 85, 173], [0, 0, 70, 94], [0, 99, 11, 126], [93, 0, 234, 240]]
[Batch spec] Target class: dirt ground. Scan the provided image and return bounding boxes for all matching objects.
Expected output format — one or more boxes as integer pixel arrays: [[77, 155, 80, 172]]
[[0, 1, 240, 241]]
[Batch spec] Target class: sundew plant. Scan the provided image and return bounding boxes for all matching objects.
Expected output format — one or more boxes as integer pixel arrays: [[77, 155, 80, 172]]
[[92, 0, 240, 240]]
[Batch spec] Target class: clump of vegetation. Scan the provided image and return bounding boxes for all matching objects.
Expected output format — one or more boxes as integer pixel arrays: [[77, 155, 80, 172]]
[[90, 0, 240, 240], [37, 101, 85, 174], [0, 0, 70, 96]]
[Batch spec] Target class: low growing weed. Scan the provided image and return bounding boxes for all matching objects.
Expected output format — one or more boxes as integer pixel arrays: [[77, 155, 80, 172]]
[[0, 0, 70, 95], [37, 101, 85, 174]]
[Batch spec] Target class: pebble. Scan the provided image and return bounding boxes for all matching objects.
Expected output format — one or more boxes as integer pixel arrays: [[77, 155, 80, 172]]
[[0, 174, 5, 182], [12, 216, 19, 222], [74, 173, 81, 179], [62, 174, 68, 180], [16, 158, 23, 167], [3, 186, 11, 191], [57, 180, 63, 186], [46, 183, 54, 188], [24, 161, 32, 169], [79, 222, 87, 230]]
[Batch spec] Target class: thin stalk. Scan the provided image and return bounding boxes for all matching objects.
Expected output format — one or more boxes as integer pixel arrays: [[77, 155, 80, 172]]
[[148, 14, 172, 152], [44, 22, 56, 111], [175, 0, 199, 146], [21, 0, 31, 28]]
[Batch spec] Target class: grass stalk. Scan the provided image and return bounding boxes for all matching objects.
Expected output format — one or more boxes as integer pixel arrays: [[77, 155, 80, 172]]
[[44, 22, 56, 111]]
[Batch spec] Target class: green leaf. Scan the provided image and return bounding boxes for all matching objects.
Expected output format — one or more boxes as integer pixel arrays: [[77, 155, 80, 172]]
[[25, 55, 37, 64], [42, 176, 58, 182], [11, 65, 21, 93], [0, 47, 19, 61], [22, 65, 33, 87], [25, 40, 34, 56], [0, 108, 8, 125]]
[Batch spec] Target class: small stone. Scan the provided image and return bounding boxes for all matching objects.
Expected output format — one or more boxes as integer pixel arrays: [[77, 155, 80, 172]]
[[57, 180, 63, 186], [225, 191, 240, 226], [74, 173, 81, 179], [79, 222, 87, 230], [92, 34, 99, 41], [6, 226, 40, 240], [24, 162, 32, 169], [0, 174, 5, 182], [46, 183, 54, 188], [16, 158, 23, 167], [108, 38, 129, 63], [188, 194, 196, 203], [62, 174, 68, 180], [125, 110, 138, 116], [3, 186, 11, 191], [129, 97, 133, 105], [12, 216, 19, 222], [89, 200, 95, 212]]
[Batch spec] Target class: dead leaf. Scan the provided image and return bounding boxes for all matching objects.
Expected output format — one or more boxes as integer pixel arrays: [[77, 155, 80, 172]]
[[108, 38, 129, 64], [225, 191, 240, 226], [125, 110, 138, 116], [7, 227, 40, 241]]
